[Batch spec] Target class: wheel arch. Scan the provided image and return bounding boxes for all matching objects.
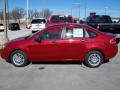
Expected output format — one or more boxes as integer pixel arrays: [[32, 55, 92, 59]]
[[84, 49, 105, 68], [85, 49, 105, 61], [9, 49, 29, 62]]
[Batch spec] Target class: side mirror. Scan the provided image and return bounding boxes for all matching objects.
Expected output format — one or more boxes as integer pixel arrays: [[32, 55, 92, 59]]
[[34, 37, 42, 42], [113, 21, 116, 23], [32, 30, 39, 33]]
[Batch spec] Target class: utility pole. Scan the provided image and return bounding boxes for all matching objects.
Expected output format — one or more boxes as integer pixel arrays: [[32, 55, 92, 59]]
[[78, 4, 80, 18], [73, 3, 80, 18], [104, 7, 108, 15], [84, 2, 87, 18], [27, 0, 29, 25], [71, 7, 72, 16], [3, 0, 9, 43], [7, 0, 10, 26]]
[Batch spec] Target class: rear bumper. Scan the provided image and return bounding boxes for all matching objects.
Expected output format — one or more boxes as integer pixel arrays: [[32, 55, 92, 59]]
[[105, 45, 118, 60]]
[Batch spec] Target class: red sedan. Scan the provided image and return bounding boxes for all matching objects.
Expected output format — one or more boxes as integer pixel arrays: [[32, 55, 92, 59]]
[[0, 23, 119, 68]]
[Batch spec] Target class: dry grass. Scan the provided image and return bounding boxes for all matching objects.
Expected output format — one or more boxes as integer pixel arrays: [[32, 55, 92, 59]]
[[0, 19, 29, 28]]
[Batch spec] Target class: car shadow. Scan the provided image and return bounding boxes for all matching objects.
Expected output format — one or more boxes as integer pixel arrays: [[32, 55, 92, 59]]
[[32, 61, 82, 65], [31, 61, 82, 70]]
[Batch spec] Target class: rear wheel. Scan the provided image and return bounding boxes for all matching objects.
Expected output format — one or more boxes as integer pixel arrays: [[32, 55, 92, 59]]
[[84, 51, 103, 68], [10, 50, 29, 67]]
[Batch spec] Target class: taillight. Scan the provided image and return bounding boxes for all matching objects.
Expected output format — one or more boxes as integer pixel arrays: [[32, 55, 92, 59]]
[[116, 38, 120, 44], [110, 38, 116, 44], [29, 24, 32, 28], [97, 24, 99, 29]]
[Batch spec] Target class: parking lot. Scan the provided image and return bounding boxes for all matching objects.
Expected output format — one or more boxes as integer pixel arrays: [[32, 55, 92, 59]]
[[0, 30, 120, 90]]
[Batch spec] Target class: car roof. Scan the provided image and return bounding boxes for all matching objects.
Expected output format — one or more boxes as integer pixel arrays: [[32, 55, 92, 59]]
[[46, 23, 103, 34], [32, 18, 46, 20], [49, 15, 73, 19], [51, 14, 72, 16], [46, 23, 88, 28]]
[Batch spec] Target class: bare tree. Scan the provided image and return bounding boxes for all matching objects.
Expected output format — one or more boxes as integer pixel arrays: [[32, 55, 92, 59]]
[[34, 10, 40, 18], [40, 9, 52, 19], [28, 9, 52, 21], [19, 8, 26, 18], [0, 10, 3, 20], [11, 8, 25, 23], [28, 9, 34, 20]]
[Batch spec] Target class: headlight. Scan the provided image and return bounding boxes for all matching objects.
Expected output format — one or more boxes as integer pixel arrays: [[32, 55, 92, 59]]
[[1, 44, 6, 49], [0, 42, 9, 49]]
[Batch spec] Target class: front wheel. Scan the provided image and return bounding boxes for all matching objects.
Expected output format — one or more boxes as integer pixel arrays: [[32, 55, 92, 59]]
[[84, 51, 103, 68], [10, 50, 29, 67]]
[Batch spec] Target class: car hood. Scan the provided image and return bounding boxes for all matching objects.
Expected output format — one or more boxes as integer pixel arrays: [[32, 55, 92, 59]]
[[8, 36, 26, 43]]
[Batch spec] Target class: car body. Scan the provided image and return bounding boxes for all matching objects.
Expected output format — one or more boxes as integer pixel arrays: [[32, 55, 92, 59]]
[[0, 23, 118, 68], [9, 23, 20, 30], [74, 18, 80, 24], [27, 18, 47, 31], [0, 24, 4, 31], [86, 15, 113, 28], [85, 15, 120, 34], [46, 15, 74, 27]]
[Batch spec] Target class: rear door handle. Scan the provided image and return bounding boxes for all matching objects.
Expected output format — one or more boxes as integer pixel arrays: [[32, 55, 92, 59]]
[[52, 40, 57, 43], [80, 39, 86, 42]]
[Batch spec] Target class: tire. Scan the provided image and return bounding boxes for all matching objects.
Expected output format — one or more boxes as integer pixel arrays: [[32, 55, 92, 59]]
[[84, 51, 103, 68], [10, 50, 29, 67]]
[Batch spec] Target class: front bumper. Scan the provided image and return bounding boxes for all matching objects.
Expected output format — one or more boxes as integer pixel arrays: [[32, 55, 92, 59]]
[[0, 48, 3, 56], [0, 47, 11, 61]]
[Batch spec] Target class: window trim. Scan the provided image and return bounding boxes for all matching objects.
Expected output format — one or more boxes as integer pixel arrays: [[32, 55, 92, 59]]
[[84, 29, 98, 38]]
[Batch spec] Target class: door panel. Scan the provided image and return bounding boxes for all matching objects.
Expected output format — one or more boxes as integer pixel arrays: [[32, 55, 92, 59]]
[[29, 40, 64, 61], [28, 25, 64, 61], [59, 39, 86, 60]]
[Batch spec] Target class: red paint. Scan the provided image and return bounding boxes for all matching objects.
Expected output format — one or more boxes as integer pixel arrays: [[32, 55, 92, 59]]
[[0, 23, 118, 63], [46, 15, 74, 27]]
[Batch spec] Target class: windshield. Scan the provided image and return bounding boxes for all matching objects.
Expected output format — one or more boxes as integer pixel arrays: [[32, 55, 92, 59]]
[[25, 30, 40, 39], [51, 16, 73, 23], [87, 15, 112, 23], [31, 19, 46, 24]]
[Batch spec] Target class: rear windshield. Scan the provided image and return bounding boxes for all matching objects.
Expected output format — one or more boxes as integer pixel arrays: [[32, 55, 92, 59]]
[[31, 19, 46, 24], [11, 23, 19, 25], [0, 24, 3, 26], [51, 16, 73, 23], [86, 15, 112, 23]]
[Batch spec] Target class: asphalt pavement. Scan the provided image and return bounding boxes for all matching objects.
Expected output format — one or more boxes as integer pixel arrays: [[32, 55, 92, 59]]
[[0, 30, 120, 90], [0, 44, 120, 90]]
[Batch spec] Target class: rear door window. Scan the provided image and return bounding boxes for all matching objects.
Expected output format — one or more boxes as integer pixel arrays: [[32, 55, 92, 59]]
[[86, 30, 97, 38], [73, 28, 84, 38], [61, 27, 84, 39], [31, 19, 46, 24], [61, 26, 97, 39]]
